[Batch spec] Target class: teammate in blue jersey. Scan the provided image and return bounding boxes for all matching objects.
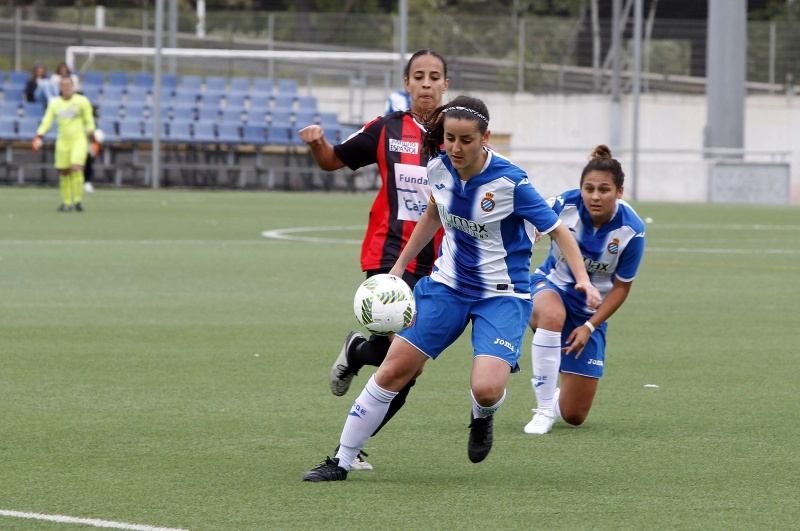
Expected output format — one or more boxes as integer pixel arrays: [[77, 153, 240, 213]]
[[303, 96, 601, 481], [524, 144, 646, 435]]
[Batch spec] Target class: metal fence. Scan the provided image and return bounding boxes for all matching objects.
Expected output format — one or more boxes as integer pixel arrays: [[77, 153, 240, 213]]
[[2, 6, 799, 96]]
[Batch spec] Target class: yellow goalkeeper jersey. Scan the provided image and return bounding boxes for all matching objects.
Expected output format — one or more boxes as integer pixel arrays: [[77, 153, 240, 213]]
[[37, 93, 96, 142]]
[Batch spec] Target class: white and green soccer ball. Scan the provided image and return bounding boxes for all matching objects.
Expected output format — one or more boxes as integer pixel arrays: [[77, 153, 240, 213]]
[[353, 274, 416, 335]]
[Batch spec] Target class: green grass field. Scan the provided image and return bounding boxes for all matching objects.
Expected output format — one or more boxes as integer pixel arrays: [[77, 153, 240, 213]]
[[1, 186, 799, 530]]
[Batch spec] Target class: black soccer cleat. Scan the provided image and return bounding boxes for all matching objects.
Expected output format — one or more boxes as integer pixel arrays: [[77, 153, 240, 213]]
[[302, 457, 349, 482], [468, 414, 494, 463], [74, 202, 84, 212], [57, 204, 72, 212]]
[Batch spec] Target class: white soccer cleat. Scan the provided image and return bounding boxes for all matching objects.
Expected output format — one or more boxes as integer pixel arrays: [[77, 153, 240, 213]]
[[524, 408, 556, 435]]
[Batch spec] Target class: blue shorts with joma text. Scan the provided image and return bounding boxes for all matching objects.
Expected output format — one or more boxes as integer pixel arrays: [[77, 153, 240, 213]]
[[531, 273, 608, 378], [398, 276, 532, 372]]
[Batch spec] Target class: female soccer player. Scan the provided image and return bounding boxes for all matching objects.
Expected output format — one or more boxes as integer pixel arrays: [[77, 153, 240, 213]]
[[523, 145, 646, 435], [32, 77, 96, 212], [303, 96, 601, 481], [298, 49, 450, 468]]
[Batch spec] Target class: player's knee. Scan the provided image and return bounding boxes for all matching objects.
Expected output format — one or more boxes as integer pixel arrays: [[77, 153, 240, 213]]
[[471, 383, 504, 406], [560, 407, 589, 426]]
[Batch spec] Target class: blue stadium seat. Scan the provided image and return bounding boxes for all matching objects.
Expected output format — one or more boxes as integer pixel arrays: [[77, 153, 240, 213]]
[[171, 105, 196, 122], [0, 101, 21, 118], [205, 76, 226, 92], [295, 95, 318, 112], [132, 72, 154, 88], [83, 71, 105, 88], [2, 87, 26, 103], [98, 103, 123, 121], [248, 94, 271, 112], [217, 123, 241, 143], [21, 102, 45, 121], [107, 71, 129, 87], [161, 74, 178, 91], [317, 111, 340, 129], [121, 104, 148, 122], [143, 121, 168, 139], [118, 120, 144, 142], [180, 75, 203, 91], [252, 78, 274, 94], [166, 120, 193, 142], [0, 117, 17, 140], [8, 71, 29, 85], [81, 86, 102, 106], [242, 124, 267, 145], [102, 86, 126, 106], [268, 109, 292, 126], [126, 87, 150, 107], [220, 109, 246, 123], [267, 124, 291, 146], [225, 92, 247, 110], [292, 110, 317, 128], [197, 107, 220, 123], [230, 77, 250, 93], [272, 94, 295, 112], [193, 121, 217, 143], [173, 87, 200, 106], [199, 91, 225, 109], [277, 78, 298, 95], [288, 126, 306, 146], [95, 118, 118, 140], [17, 117, 40, 139]]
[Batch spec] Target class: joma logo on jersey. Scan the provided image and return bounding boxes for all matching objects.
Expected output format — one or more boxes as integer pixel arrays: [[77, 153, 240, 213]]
[[587, 359, 604, 366], [389, 139, 419, 154], [493, 338, 515, 351], [438, 205, 490, 239]]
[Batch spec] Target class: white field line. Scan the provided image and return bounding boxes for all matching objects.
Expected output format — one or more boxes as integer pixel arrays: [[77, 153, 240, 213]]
[[0, 509, 191, 531]]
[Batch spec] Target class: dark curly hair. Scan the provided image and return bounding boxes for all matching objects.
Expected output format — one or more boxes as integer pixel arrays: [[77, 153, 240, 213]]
[[580, 144, 624, 188]]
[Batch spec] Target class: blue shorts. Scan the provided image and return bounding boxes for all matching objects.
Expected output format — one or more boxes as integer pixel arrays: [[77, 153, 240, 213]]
[[398, 276, 532, 372], [530, 273, 607, 378]]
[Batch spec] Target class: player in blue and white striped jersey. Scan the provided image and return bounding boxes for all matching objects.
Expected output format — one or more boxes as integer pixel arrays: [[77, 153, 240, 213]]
[[303, 96, 600, 481], [524, 144, 646, 436]]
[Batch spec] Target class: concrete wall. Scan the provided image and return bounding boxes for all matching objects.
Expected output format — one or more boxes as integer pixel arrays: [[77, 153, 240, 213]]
[[317, 88, 799, 204]]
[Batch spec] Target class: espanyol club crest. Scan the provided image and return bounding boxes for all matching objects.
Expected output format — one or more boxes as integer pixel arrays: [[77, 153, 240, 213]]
[[480, 192, 495, 212], [607, 238, 620, 254]]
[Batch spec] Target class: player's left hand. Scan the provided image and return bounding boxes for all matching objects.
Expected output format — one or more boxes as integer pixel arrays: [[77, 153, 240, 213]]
[[562, 326, 591, 357]]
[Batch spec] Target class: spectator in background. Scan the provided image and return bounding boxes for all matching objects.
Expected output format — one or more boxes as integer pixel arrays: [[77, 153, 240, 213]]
[[384, 87, 411, 115], [50, 62, 81, 93], [24, 63, 54, 107]]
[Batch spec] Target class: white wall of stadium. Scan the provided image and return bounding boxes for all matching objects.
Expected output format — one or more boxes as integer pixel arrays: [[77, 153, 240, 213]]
[[321, 87, 799, 204]]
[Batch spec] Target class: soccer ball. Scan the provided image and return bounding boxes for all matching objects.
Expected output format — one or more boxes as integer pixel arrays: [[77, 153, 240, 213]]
[[353, 274, 416, 335], [93, 129, 105, 144]]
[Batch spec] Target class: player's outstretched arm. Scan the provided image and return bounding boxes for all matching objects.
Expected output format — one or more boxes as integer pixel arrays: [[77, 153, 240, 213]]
[[389, 200, 442, 277], [299, 125, 345, 171]]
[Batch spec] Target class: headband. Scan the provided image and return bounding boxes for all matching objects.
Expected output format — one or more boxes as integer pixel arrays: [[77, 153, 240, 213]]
[[442, 106, 489, 124]]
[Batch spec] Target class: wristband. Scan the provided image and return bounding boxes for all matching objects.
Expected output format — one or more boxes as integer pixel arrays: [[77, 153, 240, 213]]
[[583, 321, 596, 333]]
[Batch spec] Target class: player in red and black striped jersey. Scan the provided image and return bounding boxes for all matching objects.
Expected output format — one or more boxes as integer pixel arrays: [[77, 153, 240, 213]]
[[299, 49, 450, 468]]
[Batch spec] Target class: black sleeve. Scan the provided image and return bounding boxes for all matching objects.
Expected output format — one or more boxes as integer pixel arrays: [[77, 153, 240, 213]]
[[333, 114, 391, 171]]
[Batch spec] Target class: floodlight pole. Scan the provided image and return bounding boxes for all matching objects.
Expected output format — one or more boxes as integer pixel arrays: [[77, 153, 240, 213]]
[[397, 0, 408, 88], [151, 0, 164, 189], [631, 0, 642, 201]]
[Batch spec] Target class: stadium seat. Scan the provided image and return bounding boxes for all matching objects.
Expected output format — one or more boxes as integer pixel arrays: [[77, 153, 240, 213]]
[[272, 94, 295, 112], [126, 87, 150, 107], [81, 86, 102, 105], [0, 117, 17, 141], [225, 92, 247, 110], [121, 104, 148, 122], [220, 108, 246, 123], [107, 71, 129, 87], [98, 103, 123, 121], [0, 101, 21, 118], [277, 78, 298, 95], [17, 117, 39, 139], [199, 91, 225, 109], [252, 78, 274, 94], [180, 75, 203, 92], [95, 118, 118, 139], [8, 71, 29, 86], [242, 124, 267, 145], [248, 94, 271, 112], [173, 87, 201, 106], [293, 110, 317, 128], [205, 76, 226, 92], [171, 105, 196, 122], [83, 71, 105, 89], [118, 120, 144, 142], [230, 77, 250, 93], [193, 121, 217, 143], [133, 72, 154, 88], [166, 120, 193, 142], [268, 109, 292, 126], [102, 86, 126, 106], [217, 123, 241, 143], [267, 124, 291, 146], [161, 74, 178, 91], [295, 95, 318, 112], [197, 107, 220, 123], [317, 111, 340, 129], [288, 126, 306, 146], [21, 102, 45, 121]]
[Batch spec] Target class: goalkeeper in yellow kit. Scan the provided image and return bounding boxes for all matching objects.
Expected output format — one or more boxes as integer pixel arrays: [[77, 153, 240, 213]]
[[32, 77, 97, 212]]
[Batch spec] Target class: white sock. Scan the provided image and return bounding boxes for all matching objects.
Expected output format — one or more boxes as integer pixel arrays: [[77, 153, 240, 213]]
[[471, 388, 506, 418], [336, 374, 397, 470], [553, 387, 562, 419], [531, 329, 561, 413]]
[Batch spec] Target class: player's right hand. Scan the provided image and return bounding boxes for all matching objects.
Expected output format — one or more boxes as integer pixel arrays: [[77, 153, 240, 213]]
[[31, 135, 43, 152]]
